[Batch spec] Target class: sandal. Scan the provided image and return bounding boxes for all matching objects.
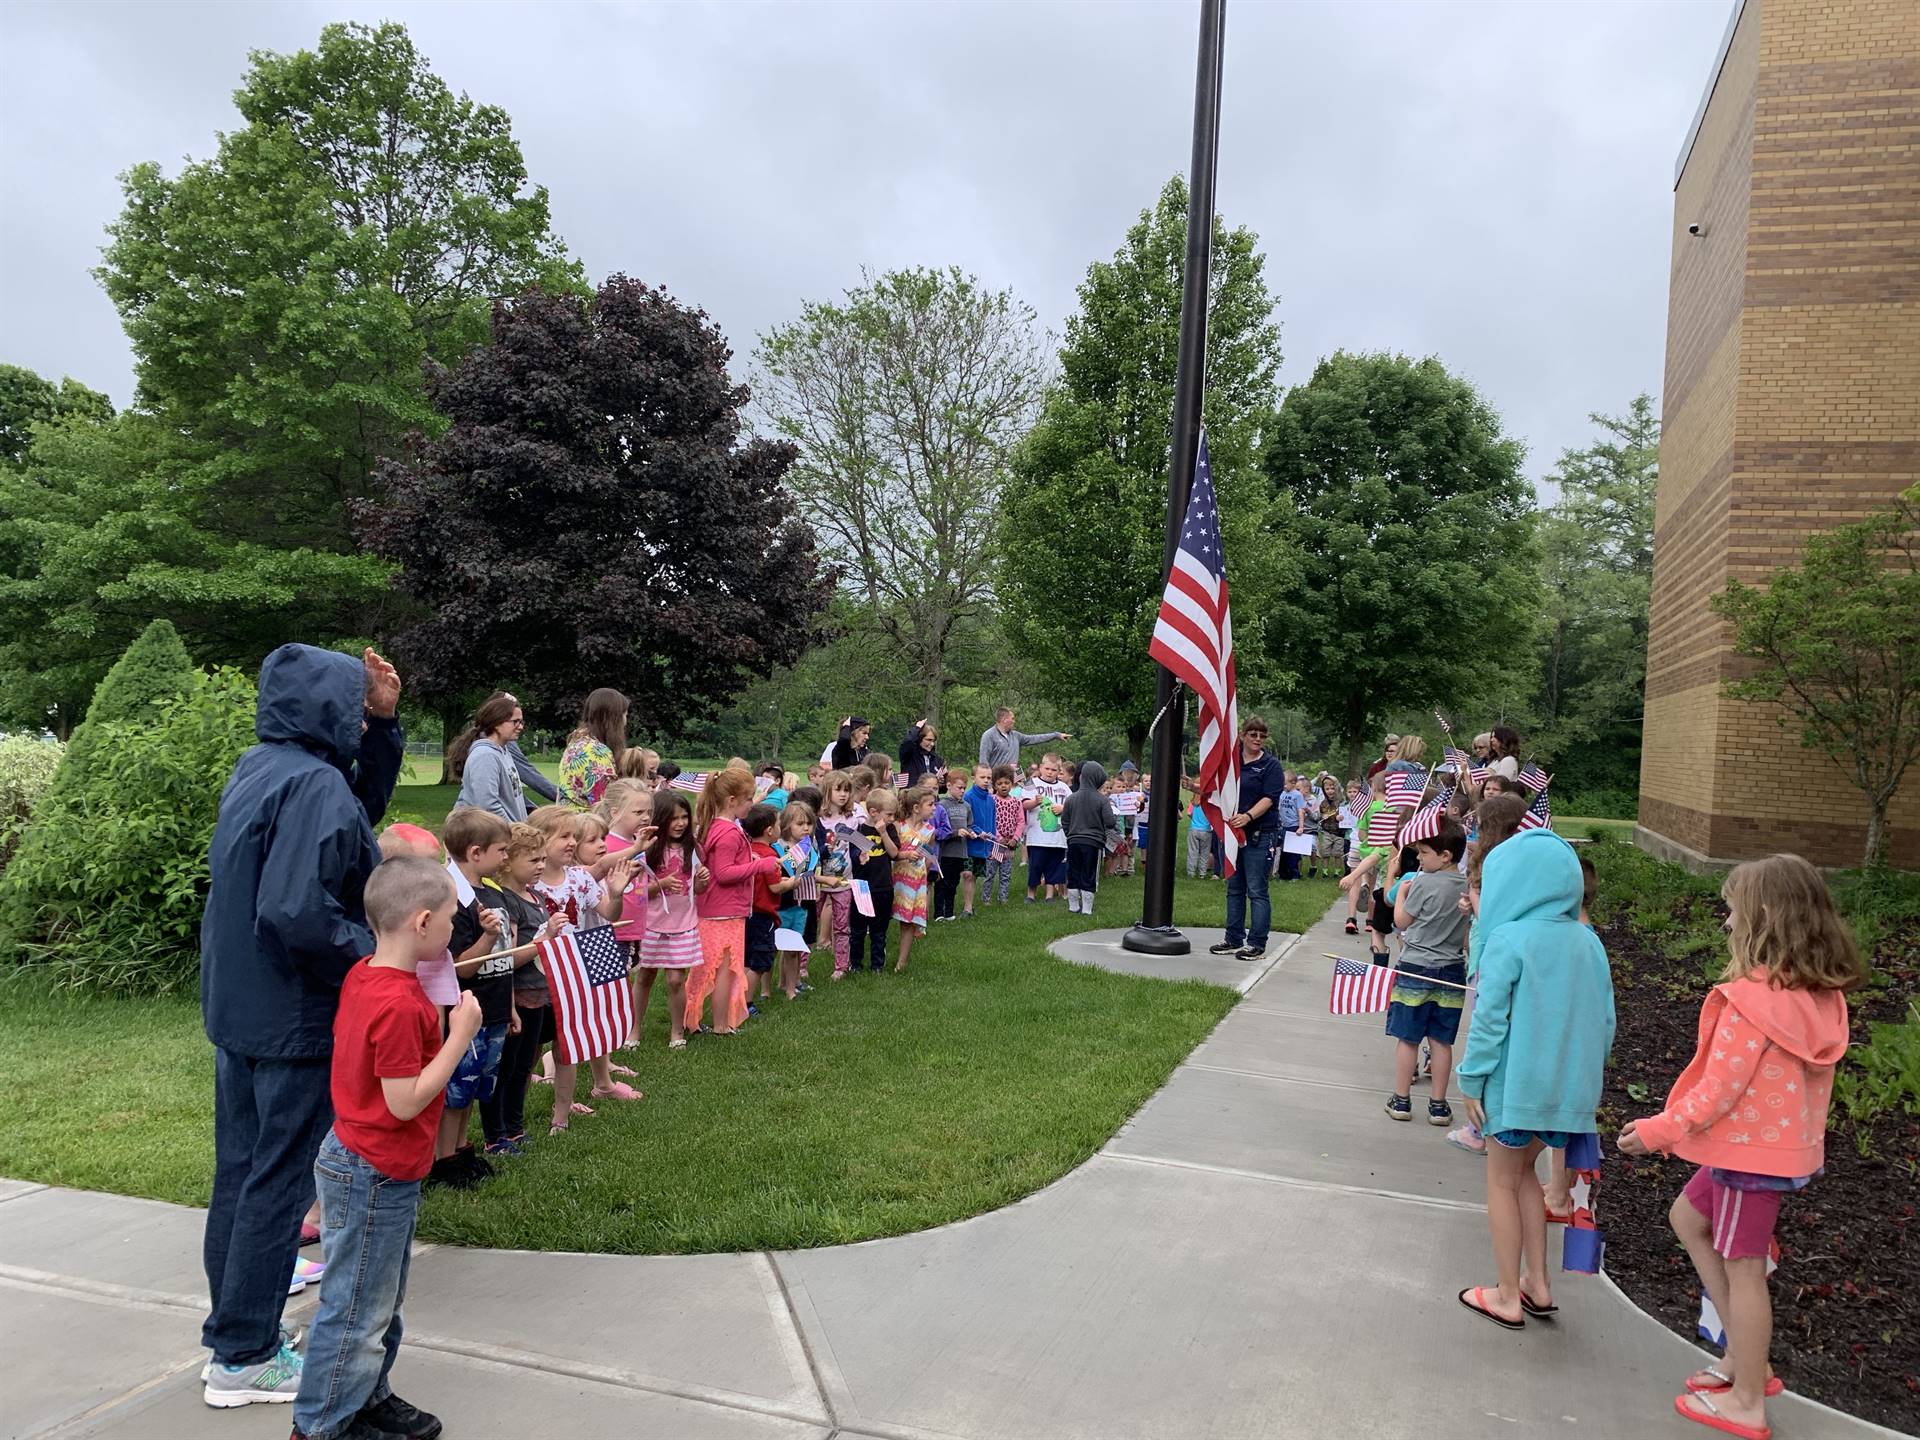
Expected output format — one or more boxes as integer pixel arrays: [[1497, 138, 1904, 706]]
[[1343, 919, 1358, 935], [1544, 1203, 1573, 1225], [1519, 1292, 1558, 1317], [1457, 1286, 1524, 1331], [299, 1224, 321, 1247], [548, 1122, 568, 1137], [569, 1101, 595, 1116], [531, 1073, 553, 1085], [668, 1036, 688, 1050], [606, 1062, 638, 1078], [591, 1082, 643, 1102], [1672, 1392, 1771, 1440], [1686, 1367, 1784, 1398]]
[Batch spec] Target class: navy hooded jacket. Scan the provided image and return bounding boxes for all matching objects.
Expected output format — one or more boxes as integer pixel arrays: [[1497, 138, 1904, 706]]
[[200, 645, 406, 1059]]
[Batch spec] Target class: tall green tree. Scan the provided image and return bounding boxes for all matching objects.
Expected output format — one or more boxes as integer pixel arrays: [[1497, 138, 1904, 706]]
[[1264, 351, 1538, 776], [1531, 395, 1659, 804], [1713, 488, 1920, 868], [0, 364, 112, 470], [81, 20, 577, 655], [756, 268, 1047, 723], [999, 177, 1286, 759], [359, 277, 830, 751]]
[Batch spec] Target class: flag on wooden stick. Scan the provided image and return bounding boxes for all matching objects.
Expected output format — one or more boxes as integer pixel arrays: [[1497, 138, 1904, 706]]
[[537, 924, 635, 1064], [1329, 956, 1394, 1014]]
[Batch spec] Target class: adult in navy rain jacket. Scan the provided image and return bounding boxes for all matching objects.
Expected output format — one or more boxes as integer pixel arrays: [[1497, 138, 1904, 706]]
[[199, 644, 405, 1370]]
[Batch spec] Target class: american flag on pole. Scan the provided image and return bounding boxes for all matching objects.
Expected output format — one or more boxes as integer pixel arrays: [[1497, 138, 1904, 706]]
[[1329, 956, 1394, 1015], [537, 924, 635, 1064], [1383, 771, 1425, 808], [1517, 763, 1551, 794], [669, 772, 707, 794], [1363, 801, 1402, 847], [1147, 432, 1241, 873]]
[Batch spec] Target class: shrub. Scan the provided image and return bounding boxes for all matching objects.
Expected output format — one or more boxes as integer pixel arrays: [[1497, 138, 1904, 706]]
[[1834, 1002, 1920, 1154], [0, 735, 63, 872], [2, 666, 256, 992], [53, 617, 196, 790]]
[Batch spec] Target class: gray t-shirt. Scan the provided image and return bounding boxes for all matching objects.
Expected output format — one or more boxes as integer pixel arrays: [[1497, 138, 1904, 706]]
[[1398, 867, 1469, 972]]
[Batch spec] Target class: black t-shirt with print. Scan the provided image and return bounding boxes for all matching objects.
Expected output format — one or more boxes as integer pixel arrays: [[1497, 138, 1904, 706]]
[[456, 893, 515, 1026]]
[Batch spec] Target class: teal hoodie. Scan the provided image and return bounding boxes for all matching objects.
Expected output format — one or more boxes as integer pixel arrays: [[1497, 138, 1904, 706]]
[[1455, 831, 1615, 1135]]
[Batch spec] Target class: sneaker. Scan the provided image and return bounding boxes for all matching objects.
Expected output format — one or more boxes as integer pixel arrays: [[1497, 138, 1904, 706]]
[[293, 1256, 324, 1287], [1428, 1099, 1453, 1126], [202, 1323, 302, 1381], [1235, 946, 1265, 962], [1446, 1123, 1487, 1155], [203, 1340, 302, 1407], [359, 1391, 444, 1439], [1384, 1093, 1412, 1122], [1207, 942, 1241, 955], [484, 1138, 523, 1158], [296, 1418, 410, 1440]]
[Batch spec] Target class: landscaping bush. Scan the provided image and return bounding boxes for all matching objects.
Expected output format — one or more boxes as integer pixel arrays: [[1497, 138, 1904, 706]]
[[49, 617, 196, 791], [0, 735, 63, 873], [2, 666, 256, 992]]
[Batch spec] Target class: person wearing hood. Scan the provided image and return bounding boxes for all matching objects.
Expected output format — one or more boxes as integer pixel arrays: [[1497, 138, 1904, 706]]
[[1454, 829, 1614, 1335], [198, 645, 405, 1407], [1619, 855, 1861, 1440], [1061, 760, 1118, 917]]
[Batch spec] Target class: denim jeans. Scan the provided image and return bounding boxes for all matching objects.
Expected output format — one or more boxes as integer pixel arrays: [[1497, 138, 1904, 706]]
[[202, 1049, 334, 1365], [1224, 830, 1278, 949], [293, 1130, 422, 1440]]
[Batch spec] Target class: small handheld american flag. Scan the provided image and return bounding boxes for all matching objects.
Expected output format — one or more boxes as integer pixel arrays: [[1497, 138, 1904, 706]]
[[1363, 802, 1402, 847], [1517, 767, 1553, 831], [669, 772, 708, 794], [1383, 772, 1424, 808], [537, 925, 635, 1064], [1329, 956, 1394, 1015], [1399, 789, 1456, 847]]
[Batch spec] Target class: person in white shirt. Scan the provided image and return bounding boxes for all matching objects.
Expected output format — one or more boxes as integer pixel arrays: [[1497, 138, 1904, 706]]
[[1021, 752, 1071, 902]]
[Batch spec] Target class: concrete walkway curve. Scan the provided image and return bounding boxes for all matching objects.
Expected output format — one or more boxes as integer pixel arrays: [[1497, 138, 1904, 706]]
[[1, 903, 1901, 1439]]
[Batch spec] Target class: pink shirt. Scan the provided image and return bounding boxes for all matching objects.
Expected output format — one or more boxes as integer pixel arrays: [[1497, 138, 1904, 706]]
[[645, 848, 702, 935], [697, 819, 780, 919], [606, 833, 647, 943]]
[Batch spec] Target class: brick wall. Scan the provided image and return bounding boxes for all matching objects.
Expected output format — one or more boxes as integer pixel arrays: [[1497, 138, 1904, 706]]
[[1639, 0, 1920, 870]]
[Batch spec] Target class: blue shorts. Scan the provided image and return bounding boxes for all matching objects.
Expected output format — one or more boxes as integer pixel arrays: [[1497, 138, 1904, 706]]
[[1027, 847, 1066, 887], [744, 912, 777, 974], [1384, 997, 1464, 1045], [1489, 1129, 1574, 1151], [444, 1021, 507, 1109]]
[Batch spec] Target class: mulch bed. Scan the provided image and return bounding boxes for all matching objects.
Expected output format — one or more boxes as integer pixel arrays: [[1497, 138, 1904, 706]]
[[1594, 904, 1920, 1433]]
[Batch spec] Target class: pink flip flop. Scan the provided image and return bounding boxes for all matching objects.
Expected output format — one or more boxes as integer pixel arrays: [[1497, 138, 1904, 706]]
[[591, 1082, 643, 1102], [1673, 1392, 1771, 1439], [1686, 1367, 1784, 1398], [606, 1062, 638, 1078], [569, 1101, 595, 1116]]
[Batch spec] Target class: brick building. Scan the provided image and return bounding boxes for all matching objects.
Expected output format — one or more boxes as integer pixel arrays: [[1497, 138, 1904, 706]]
[[1637, 0, 1920, 870]]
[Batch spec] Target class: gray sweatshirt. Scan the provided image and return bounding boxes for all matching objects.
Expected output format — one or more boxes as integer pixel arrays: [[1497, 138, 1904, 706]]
[[457, 737, 529, 822], [978, 723, 1065, 770], [1062, 762, 1120, 848]]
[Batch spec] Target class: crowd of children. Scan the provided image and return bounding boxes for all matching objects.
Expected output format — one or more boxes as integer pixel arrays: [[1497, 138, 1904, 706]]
[[1316, 725, 1863, 1440], [274, 702, 1859, 1440]]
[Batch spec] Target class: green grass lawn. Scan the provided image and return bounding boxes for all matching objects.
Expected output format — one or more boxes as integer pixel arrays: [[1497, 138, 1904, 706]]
[[0, 799, 1337, 1253]]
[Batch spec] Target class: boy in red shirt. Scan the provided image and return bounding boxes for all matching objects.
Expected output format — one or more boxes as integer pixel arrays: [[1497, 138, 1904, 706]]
[[291, 857, 481, 1440], [742, 803, 784, 1006]]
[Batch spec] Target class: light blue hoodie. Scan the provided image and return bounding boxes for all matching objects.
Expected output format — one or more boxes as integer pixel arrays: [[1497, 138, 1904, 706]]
[[1455, 831, 1614, 1135]]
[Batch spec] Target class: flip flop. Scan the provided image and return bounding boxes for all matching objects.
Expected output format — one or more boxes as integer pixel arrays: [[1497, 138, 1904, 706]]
[[1457, 1287, 1524, 1331], [299, 1224, 321, 1247], [1673, 1391, 1771, 1439], [1520, 1293, 1558, 1317], [1686, 1368, 1784, 1398], [1544, 1205, 1572, 1225], [591, 1082, 643, 1102], [606, 1063, 638, 1078], [569, 1101, 595, 1116]]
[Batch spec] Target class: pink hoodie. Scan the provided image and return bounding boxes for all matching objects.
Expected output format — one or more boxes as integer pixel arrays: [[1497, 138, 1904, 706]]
[[1634, 975, 1850, 1178]]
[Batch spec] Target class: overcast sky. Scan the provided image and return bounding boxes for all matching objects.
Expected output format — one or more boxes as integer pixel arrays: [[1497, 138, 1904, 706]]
[[1, 0, 1732, 493]]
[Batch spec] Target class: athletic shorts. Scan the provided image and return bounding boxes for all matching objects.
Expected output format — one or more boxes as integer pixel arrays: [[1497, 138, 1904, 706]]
[[744, 912, 777, 974], [1683, 1165, 1793, 1260], [1027, 847, 1066, 888]]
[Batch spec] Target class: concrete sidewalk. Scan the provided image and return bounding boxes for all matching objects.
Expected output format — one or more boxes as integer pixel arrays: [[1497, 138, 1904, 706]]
[[2, 903, 1897, 1439]]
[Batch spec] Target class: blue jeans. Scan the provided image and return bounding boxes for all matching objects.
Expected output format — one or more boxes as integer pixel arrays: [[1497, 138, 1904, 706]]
[[1224, 831, 1277, 949], [203, 1049, 333, 1364], [294, 1131, 422, 1440]]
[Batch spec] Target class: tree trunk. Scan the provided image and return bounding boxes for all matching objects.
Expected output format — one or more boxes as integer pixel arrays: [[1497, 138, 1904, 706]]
[[438, 701, 465, 785], [1345, 734, 1365, 780], [1127, 723, 1146, 768], [1864, 802, 1887, 870]]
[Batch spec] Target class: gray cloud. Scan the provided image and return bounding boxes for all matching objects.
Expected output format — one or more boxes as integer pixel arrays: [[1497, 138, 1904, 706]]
[[0, 0, 1730, 490]]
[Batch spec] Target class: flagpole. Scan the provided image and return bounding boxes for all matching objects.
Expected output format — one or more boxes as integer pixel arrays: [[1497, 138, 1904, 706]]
[[1124, 0, 1225, 958]]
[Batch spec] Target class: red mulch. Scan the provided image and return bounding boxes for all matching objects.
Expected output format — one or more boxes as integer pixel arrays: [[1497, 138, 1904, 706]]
[[1594, 905, 1920, 1433]]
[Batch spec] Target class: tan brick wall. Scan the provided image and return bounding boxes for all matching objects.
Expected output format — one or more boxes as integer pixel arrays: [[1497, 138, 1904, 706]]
[[1640, 0, 1920, 869]]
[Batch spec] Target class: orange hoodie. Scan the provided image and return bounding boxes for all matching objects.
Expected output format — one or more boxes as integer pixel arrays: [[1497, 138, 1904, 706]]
[[1634, 976, 1850, 1178]]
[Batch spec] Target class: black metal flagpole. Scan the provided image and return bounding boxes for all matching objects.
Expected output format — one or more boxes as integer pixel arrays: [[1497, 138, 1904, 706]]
[[1123, 0, 1225, 957]]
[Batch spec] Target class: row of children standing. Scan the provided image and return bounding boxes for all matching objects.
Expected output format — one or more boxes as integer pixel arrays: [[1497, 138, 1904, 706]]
[[1317, 725, 1862, 1440]]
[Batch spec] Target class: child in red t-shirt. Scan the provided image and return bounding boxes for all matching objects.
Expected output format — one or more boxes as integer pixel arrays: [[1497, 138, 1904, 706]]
[[742, 803, 787, 1007], [290, 857, 480, 1440]]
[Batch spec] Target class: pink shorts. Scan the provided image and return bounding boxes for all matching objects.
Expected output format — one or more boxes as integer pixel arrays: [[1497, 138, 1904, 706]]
[[1682, 1166, 1783, 1260]]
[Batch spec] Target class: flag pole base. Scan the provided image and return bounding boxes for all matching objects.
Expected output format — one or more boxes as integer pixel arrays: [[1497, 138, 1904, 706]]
[[1120, 924, 1191, 957]]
